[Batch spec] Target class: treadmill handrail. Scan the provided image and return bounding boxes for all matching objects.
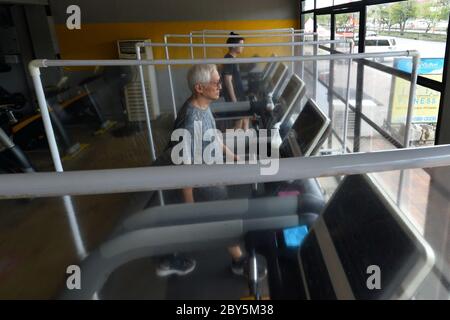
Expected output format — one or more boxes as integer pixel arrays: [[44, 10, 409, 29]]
[[210, 101, 251, 113]]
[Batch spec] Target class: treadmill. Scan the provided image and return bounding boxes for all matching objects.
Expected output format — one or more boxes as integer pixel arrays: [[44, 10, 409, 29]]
[[264, 97, 331, 197], [247, 53, 278, 93], [226, 74, 308, 158], [244, 174, 435, 300], [211, 62, 289, 121], [279, 98, 331, 157]]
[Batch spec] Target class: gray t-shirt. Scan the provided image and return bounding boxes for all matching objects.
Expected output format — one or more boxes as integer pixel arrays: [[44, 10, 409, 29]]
[[182, 101, 218, 163], [168, 99, 228, 202]]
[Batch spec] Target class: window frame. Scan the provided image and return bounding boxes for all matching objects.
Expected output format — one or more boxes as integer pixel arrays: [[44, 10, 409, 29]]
[[300, 0, 450, 144]]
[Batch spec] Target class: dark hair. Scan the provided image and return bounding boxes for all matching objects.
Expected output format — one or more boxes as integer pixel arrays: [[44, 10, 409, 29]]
[[226, 32, 244, 44]]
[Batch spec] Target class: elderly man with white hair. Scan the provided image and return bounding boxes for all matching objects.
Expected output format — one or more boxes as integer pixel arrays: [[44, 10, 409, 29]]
[[156, 64, 266, 279]]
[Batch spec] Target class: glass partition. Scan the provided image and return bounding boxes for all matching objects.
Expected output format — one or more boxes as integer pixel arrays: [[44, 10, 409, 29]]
[[1, 163, 449, 299]]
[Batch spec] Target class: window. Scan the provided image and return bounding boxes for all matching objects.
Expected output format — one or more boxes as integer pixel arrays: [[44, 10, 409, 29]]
[[316, 14, 332, 40], [304, 0, 314, 11], [377, 39, 390, 46], [302, 12, 314, 31], [317, 0, 333, 9], [300, 0, 450, 300], [367, 0, 449, 82], [335, 12, 360, 51]]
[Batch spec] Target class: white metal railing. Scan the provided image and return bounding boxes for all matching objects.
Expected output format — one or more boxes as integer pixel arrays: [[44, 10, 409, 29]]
[[1, 145, 449, 199], [136, 40, 353, 163], [28, 50, 418, 175], [0, 52, 422, 265], [166, 32, 318, 72], [190, 28, 310, 58], [138, 38, 351, 121]]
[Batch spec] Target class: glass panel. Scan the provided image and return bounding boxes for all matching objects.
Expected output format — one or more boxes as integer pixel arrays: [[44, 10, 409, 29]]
[[366, 0, 448, 81], [353, 115, 399, 152], [335, 12, 361, 52], [333, 62, 441, 149], [317, 0, 333, 9], [304, 0, 315, 11], [387, 80, 440, 146], [2, 165, 449, 299], [358, 64, 405, 145], [302, 12, 315, 33], [316, 14, 332, 41]]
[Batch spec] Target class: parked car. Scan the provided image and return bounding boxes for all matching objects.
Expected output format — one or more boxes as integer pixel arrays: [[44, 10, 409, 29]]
[[363, 36, 397, 62]]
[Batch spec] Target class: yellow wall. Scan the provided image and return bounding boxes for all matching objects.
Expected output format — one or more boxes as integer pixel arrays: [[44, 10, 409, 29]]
[[55, 19, 300, 60]]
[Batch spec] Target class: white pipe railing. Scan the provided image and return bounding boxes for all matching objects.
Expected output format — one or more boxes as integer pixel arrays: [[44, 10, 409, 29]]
[[189, 33, 194, 59], [28, 49, 418, 174], [145, 39, 351, 48], [342, 42, 355, 153], [19, 45, 423, 279], [192, 29, 305, 58], [30, 66, 88, 259], [290, 32, 295, 72], [202, 32, 206, 58], [168, 31, 320, 60], [135, 45, 165, 206], [135, 47, 157, 162], [1, 145, 449, 199], [300, 33, 305, 78], [166, 33, 322, 70], [135, 39, 353, 168], [141, 39, 353, 121], [63, 195, 88, 259], [33, 51, 413, 67], [192, 28, 299, 34], [405, 55, 420, 147], [313, 33, 319, 101], [176, 33, 315, 38], [169, 31, 318, 61], [163, 36, 178, 120]]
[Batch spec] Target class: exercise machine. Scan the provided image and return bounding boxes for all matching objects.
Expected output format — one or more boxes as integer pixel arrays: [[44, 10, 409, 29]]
[[245, 174, 435, 299]]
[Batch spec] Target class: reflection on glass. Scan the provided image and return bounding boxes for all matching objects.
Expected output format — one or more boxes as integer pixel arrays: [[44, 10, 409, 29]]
[[360, 64, 397, 132], [63, 195, 87, 260], [372, 169, 432, 236], [2, 168, 450, 299]]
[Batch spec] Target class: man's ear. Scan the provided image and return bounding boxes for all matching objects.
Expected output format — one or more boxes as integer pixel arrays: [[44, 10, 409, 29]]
[[194, 83, 203, 95]]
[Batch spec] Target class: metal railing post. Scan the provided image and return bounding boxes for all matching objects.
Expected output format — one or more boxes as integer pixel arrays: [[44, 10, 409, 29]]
[[164, 36, 178, 120], [404, 54, 420, 148]]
